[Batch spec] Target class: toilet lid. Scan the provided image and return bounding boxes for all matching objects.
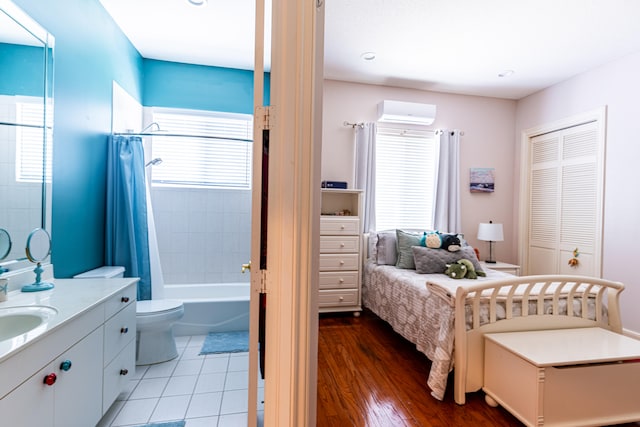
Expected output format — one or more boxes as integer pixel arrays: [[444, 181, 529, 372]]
[[137, 299, 184, 315]]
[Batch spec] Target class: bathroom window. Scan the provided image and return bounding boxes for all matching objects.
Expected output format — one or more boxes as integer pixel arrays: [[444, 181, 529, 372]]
[[15, 102, 52, 183], [150, 108, 253, 189]]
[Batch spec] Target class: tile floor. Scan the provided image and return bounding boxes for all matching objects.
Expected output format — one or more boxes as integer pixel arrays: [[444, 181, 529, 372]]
[[97, 335, 264, 427]]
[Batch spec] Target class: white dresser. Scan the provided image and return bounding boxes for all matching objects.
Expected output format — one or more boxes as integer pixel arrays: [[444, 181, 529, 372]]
[[319, 189, 363, 315]]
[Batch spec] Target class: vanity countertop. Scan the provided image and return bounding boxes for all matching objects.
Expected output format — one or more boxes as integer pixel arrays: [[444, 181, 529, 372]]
[[0, 278, 138, 363]]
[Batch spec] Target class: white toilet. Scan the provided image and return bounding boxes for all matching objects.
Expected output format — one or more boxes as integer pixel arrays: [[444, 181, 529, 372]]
[[73, 266, 185, 365]]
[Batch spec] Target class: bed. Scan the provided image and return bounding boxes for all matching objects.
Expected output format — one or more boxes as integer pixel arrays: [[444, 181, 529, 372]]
[[363, 230, 624, 405]]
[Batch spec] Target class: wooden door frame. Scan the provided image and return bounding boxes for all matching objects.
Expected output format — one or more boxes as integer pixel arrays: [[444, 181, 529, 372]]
[[517, 106, 607, 276]]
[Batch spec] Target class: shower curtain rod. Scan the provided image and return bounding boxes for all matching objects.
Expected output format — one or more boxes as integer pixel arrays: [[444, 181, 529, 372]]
[[112, 132, 252, 143]]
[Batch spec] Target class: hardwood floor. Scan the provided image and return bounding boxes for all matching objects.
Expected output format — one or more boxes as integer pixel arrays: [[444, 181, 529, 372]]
[[316, 309, 640, 427]]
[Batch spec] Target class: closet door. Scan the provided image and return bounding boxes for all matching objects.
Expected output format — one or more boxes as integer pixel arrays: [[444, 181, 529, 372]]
[[528, 121, 603, 276]]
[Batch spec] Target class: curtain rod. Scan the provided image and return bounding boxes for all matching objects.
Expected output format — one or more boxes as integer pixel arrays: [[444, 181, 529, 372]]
[[343, 121, 364, 129], [112, 132, 252, 143], [435, 129, 465, 136]]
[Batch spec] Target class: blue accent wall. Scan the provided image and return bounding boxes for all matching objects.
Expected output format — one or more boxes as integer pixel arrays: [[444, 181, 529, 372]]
[[0, 43, 45, 96], [143, 59, 270, 112], [15, 0, 143, 277]]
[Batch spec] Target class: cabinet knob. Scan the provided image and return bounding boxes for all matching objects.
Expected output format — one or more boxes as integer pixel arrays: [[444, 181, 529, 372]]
[[339, 260, 344, 265], [120, 369, 129, 376], [120, 327, 129, 334], [339, 297, 344, 302], [340, 243, 345, 248], [340, 225, 345, 230], [121, 296, 130, 303], [60, 360, 72, 371], [43, 373, 57, 386], [339, 278, 344, 283]]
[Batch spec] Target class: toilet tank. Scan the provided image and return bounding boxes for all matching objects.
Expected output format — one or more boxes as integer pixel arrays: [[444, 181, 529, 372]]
[[73, 266, 125, 279]]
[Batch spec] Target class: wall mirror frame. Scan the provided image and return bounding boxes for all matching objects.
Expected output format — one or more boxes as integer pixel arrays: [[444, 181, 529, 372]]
[[0, 0, 54, 274]]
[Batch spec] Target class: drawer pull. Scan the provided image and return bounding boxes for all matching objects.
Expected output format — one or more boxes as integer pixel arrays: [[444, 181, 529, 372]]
[[339, 278, 344, 283], [60, 360, 72, 371], [340, 225, 345, 230], [340, 242, 345, 248], [339, 296, 344, 302], [120, 369, 129, 376], [121, 296, 130, 303], [339, 260, 344, 265], [120, 327, 129, 334], [43, 373, 57, 386]]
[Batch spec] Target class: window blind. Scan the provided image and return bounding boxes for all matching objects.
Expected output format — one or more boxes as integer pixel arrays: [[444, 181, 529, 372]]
[[15, 102, 52, 183], [375, 126, 437, 231], [151, 110, 253, 189]]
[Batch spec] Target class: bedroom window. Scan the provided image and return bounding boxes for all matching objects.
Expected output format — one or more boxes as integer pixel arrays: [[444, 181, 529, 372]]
[[150, 109, 253, 189], [375, 126, 437, 230]]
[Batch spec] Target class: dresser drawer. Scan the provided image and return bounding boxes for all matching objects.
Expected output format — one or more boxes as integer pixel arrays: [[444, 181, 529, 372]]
[[319, 271, 359, 289], [103, 302, 136, 366], [318, 289, 359, 307], [319, 253, 359, 271], [320, 235, 360, 253], [320, 217, 360, 235]]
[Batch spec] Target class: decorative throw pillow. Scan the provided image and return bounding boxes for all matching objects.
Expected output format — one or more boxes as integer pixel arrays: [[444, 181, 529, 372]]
[[395, 229, 423, 269], [373, 230, 398, 265], [412, 246, 484, 275]]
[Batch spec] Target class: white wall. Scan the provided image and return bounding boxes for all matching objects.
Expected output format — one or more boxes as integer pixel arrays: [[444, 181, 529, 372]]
[[322, 80, 517, 262], [515, 50, 640, 335]]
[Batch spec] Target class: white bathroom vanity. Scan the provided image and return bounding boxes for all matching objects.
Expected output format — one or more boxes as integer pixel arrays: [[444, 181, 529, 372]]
[[0, 278, 138, 427]]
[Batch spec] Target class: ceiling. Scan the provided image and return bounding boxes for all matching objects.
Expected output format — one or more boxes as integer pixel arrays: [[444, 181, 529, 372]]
[[99, 0, 640, 100]]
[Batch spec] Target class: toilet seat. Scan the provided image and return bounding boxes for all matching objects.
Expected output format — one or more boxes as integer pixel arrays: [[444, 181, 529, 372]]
[[137, 299, 183, 316]]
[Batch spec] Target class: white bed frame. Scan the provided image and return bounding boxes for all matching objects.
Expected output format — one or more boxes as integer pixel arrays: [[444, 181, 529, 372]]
[[452, 275, 624, 405]]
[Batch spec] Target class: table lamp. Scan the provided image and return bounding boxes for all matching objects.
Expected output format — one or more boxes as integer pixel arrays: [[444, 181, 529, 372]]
[[477, 221, 503, 264]]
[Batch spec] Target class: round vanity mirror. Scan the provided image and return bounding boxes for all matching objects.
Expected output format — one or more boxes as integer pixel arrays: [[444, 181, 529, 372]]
[[21, 228, 54, 292], [0, 228, 11, 261], [25, 228, 51, 262]]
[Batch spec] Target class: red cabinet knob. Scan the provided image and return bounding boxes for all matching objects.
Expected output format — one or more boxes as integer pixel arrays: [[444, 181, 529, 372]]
[[121, 297, 130, 303], [43, 373, 57, 386], [120, 369, 129, 376]]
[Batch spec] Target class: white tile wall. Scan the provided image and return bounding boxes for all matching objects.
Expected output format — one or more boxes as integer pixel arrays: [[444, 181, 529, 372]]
[[151, 187, 251, 285]]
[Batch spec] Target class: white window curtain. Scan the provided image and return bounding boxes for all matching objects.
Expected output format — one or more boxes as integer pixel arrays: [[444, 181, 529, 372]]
[[354, 122, 377, 231], [433, 129, 462, 233]]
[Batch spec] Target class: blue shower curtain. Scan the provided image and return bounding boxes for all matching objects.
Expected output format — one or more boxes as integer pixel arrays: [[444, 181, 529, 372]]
[[105, 135, 152, 301]]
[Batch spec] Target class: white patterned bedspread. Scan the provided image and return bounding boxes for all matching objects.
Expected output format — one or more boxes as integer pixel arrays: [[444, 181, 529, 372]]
[[362, 262, 512, 401]]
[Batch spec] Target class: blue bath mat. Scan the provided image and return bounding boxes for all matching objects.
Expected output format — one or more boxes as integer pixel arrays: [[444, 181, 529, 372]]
[[134, 421, 185, 427], [200, 330, 249, 355]]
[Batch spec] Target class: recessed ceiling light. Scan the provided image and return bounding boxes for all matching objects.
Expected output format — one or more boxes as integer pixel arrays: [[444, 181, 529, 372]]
[[498, 69, 515, 78], [361, 51, 376, 61], [188, 0, 207, 6]]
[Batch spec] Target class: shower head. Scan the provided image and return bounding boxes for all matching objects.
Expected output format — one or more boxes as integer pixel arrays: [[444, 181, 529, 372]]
[[145, 158, 163, 167]]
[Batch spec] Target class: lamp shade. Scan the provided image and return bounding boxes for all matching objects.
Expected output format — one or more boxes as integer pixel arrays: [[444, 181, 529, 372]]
[[477, 222, 504, 242]]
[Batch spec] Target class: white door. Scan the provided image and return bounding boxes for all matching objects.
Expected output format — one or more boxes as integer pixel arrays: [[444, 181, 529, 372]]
[[522, 110, 606, 276]]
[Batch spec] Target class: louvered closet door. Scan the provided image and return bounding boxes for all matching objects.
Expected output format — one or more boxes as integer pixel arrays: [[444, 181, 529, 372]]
[[528, 121, 602, 276]]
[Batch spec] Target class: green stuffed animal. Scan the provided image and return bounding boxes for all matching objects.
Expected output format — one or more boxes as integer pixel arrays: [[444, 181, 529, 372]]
[[444, 259, 487, 279]]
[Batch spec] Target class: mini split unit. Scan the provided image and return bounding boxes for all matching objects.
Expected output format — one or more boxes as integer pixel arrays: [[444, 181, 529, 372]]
[[377, 100, 436, 126]]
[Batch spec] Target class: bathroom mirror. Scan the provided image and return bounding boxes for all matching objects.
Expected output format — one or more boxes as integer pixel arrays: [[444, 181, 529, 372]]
[[21, 227, 53, 292], [0, 0, 54, 272]]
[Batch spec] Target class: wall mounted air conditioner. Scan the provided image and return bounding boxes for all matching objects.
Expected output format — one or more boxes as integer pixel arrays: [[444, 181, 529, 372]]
[[377, 100, 436, 126]]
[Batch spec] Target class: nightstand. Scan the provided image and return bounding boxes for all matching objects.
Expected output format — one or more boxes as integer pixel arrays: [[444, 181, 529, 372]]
[[479, 261, 520, 276]]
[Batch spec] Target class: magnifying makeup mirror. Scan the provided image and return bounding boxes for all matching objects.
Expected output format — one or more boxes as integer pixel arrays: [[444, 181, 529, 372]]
[[21, 228, 54, 292], [0, 228, 11, 261]]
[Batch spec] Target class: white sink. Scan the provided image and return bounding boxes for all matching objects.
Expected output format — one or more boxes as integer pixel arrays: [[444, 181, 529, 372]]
[[0, 305, 58, 342]]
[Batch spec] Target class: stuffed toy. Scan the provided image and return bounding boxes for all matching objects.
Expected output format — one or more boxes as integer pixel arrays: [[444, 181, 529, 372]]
[[420, 231, 442, 249], [440, 234, 462, 252], [444, 261, 467, 279], [444, 259, 486, 279]]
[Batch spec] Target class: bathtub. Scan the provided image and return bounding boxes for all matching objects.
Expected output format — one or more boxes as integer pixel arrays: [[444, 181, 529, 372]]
[[163, 283, 250, 336]]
